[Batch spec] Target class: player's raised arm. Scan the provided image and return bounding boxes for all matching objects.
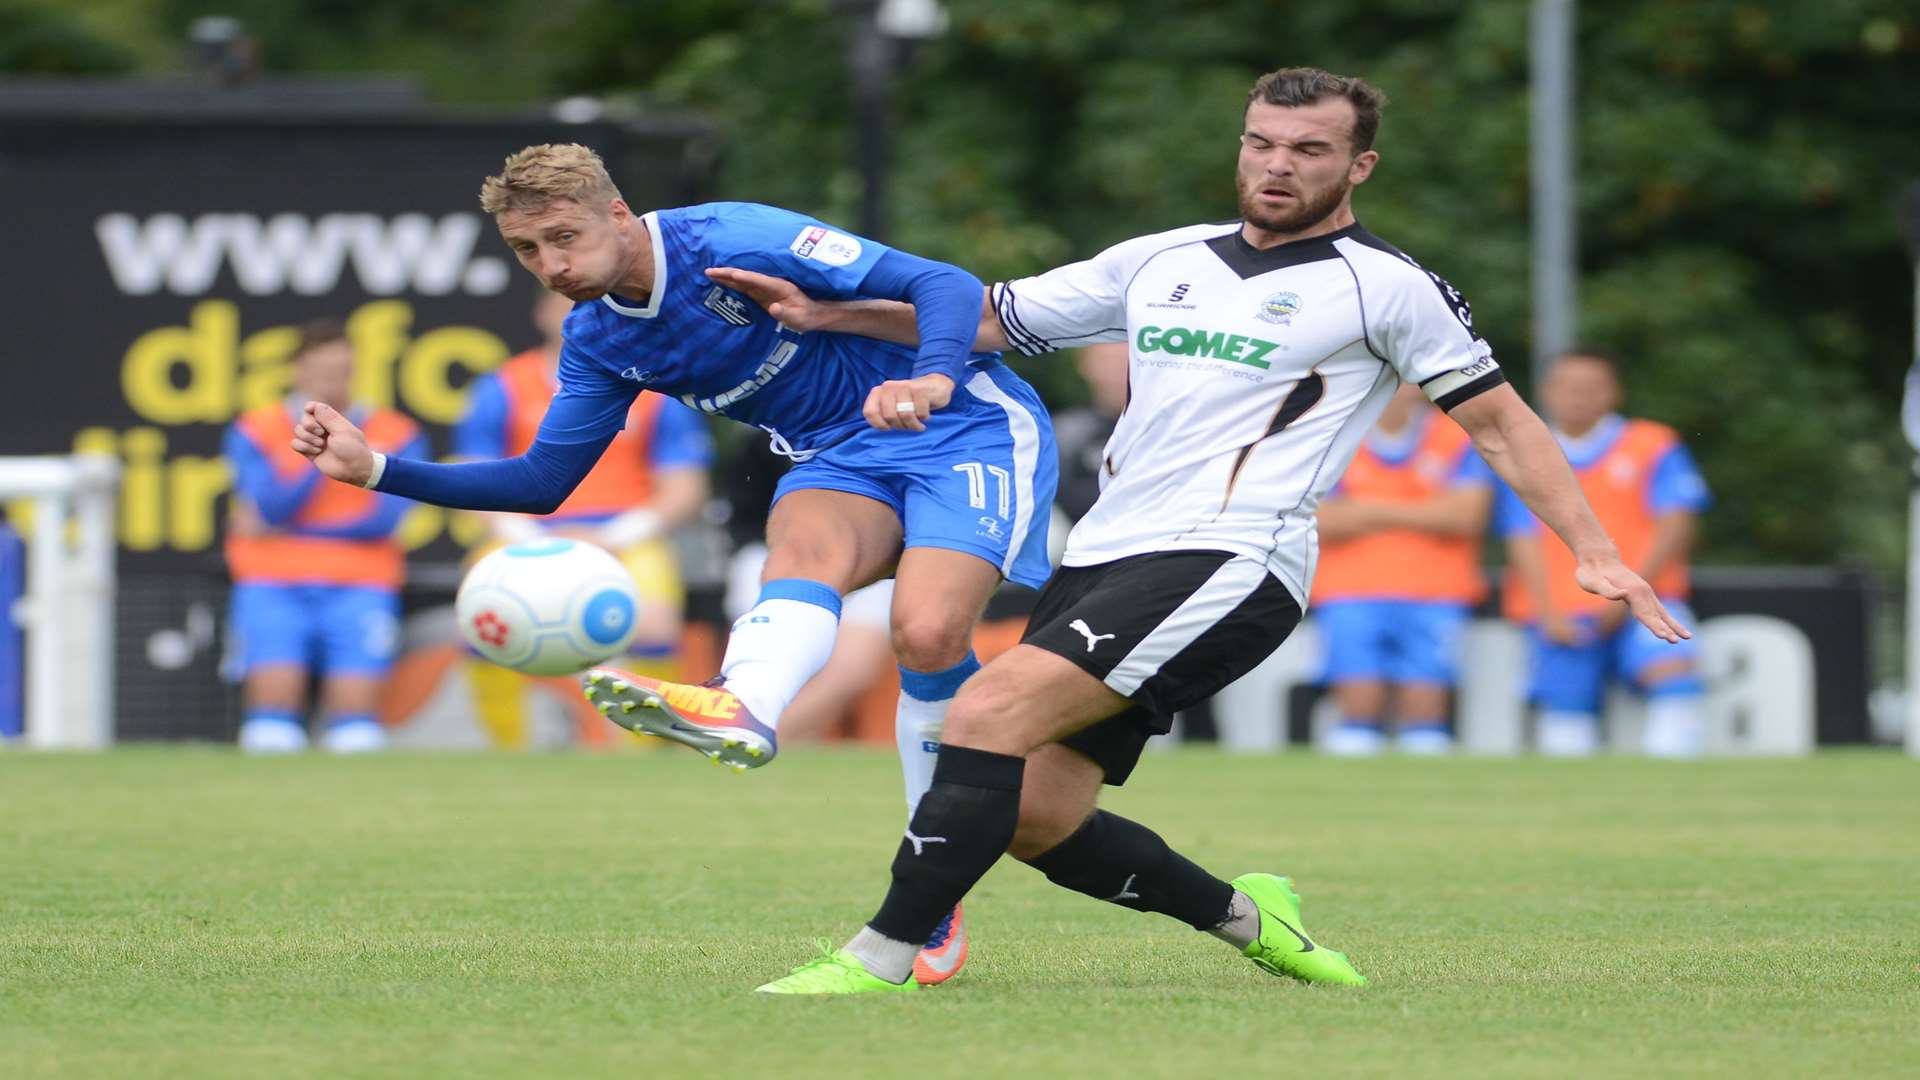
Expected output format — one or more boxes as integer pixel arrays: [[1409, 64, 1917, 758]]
[[705, 244, 1010, 432], [1445, 384, 1689, 643], [703, 268, 1011, 353], [293, 365, 629, 514]]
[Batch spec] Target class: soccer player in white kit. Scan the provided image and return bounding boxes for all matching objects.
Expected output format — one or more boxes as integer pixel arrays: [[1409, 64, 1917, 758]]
[[716, 66, 1690, 994]]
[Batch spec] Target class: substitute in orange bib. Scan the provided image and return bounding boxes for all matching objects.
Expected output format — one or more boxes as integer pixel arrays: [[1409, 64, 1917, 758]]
[[1312, 383, 1493, 755], [224, 319, 428, 754], [1496, 350, 1711, 757], [453, 289, 713, 743]]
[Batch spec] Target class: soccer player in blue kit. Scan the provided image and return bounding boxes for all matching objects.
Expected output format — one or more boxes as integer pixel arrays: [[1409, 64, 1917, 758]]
[[293, 143, 1053, 983]]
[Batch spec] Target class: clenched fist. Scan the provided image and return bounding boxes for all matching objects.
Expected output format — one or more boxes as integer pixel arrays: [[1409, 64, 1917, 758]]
[[291, 401, 376, 488]]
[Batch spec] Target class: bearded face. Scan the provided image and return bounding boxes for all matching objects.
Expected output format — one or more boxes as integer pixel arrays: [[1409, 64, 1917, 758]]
[[1235, 98, 1377, 242], [1236, 167, 1353, 236]]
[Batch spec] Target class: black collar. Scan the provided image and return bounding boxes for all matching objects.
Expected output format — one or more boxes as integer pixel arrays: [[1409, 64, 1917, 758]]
[[1205, 222, 1366, 279]]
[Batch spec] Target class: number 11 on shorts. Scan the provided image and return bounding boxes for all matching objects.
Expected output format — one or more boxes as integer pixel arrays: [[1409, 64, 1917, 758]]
[[952, 462, 1011, 519]]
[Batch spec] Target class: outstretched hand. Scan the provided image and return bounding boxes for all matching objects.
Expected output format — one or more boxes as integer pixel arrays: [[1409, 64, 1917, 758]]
[[1573, 556, 1691, 644], [704, 267, 827, 332], [290, 401, 375, 487]]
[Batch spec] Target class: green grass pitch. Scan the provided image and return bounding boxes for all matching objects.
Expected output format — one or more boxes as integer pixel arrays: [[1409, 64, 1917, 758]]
[[3, 748, 1917, 1078]]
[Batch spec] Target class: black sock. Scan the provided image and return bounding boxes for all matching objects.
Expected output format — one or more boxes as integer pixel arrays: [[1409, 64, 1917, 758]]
[[1021, 810, 1236, 931], [867, 744, 1025, 945]]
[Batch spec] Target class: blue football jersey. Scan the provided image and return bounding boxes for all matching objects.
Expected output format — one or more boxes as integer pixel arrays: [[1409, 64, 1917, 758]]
[[545, 202, 1001, 457]]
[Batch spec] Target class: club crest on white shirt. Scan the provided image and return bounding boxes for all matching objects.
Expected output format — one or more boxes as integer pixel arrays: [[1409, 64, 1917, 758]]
[[1256, 290, 1303, 325]]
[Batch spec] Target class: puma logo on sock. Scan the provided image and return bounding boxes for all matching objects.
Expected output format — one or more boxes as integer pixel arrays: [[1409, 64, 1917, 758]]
[[904, 829, 948, 856]]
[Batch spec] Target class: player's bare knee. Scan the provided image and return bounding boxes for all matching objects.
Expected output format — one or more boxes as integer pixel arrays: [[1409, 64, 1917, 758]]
[[1009, 801, 1085, 861], [891, 613, 973, 673], [942, 678, 1034, 755], [321, 675, 381, 716], [941, 687, 997, 747], [761, 537, 860, 592], [244, 666, 306, 711]]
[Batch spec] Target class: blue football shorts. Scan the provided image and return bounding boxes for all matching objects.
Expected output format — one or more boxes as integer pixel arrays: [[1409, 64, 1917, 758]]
[[1317, 598, 1472, 686], [773, 365, 1058, 589], [1527, 598, 1701, 712], [229, 582, 401, 678]]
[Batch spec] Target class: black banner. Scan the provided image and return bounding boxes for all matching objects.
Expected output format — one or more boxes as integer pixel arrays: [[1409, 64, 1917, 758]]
[[0, 113, 709, 570]]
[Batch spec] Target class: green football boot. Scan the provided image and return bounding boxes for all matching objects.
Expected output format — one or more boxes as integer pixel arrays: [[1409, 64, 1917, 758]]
[[1231, 873, 1367, 986], [754, 947, 919, 996]]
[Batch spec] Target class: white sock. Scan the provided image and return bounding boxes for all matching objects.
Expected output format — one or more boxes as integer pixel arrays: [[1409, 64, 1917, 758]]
[[1643, 695, 1705, 757], [239, 715, 308, 754], [1207, 890, 1261, 950], [1324, 721, 1386, 757], [1538, 710, 1601, 756], [896, 654, 981, 815], [843, 925, 918, 984], [718, 580, 842, 730], [320, 716, 387, 754], [1396, 724, 1455, 755], [896, 695, 943, 816]]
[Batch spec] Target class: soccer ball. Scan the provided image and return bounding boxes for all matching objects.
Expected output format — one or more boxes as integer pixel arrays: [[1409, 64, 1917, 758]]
[[455, 538, 641, 675]]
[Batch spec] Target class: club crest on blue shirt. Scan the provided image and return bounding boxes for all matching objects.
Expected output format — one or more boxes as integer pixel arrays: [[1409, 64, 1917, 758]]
[[789, 226, 864, 266], [703, 285, 754, 327], [1256, 290, 1303, 326]]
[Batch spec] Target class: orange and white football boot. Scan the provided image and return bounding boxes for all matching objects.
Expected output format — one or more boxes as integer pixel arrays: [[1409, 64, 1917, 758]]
[[912, 903, 969, 986], [581, 669, 775, 771]]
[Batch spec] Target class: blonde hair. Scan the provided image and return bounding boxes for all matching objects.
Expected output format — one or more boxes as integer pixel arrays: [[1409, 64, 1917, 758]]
[[478, 143, 623, 214]]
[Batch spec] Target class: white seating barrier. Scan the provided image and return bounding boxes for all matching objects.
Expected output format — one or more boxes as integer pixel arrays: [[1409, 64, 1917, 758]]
[[1205, 614, 1816, 755], [0, 455, 120, 749]]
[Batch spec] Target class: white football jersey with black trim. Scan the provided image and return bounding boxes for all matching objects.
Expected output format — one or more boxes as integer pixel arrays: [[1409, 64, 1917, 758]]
[[993, 219, 1503, 604]]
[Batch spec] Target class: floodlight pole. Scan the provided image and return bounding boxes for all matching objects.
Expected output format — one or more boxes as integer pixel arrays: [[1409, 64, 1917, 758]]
[[846, 0, 948, 244], [1902, 181, 1920, 756], [848, 7, 895, 242], [1530, 0, 1578, 391]]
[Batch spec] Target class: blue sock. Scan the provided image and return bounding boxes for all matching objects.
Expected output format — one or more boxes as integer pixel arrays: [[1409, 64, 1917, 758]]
[[243, 708, 301, 731], [1646, 676, 1704, 699], [325, 711, 379, 733]]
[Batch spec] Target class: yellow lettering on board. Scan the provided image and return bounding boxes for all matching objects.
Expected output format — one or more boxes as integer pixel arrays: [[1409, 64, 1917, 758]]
[[167, 455, 232, 552], [348, 301, 412, 410], [401, 326, 509, 424], [120, 427, 167, 551], [394, 504, 442, 552], [238, 325, 300, 412], [122, 301, 235, 424]]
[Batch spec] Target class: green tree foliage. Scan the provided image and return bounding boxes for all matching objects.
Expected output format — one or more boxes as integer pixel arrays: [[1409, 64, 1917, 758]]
[[5, 0, 1919, 570], [577, 0, 1920, 571], [0, 1, 141, 73]]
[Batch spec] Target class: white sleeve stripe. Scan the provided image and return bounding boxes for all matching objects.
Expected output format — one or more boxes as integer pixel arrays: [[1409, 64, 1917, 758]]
[[992, 283, 1028, 351], [1419, 355, 1500, 401], [962, 370, 1043, 578], [992, 283, 1052, 356], [997, 284, 1052, 356]]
